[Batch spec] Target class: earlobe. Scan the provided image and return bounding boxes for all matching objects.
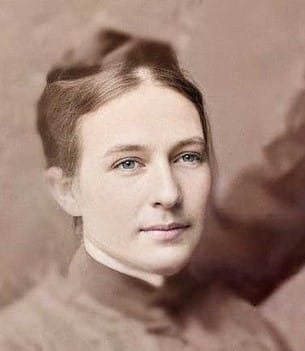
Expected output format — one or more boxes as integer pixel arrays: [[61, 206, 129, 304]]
[[45, 167, 81, 216]]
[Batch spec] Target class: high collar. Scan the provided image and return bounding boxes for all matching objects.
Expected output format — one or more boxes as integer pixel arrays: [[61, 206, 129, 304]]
[[68, 245, 199, 334]]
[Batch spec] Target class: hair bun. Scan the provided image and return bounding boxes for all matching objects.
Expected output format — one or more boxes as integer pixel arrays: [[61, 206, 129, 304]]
[[46, 28, 133, 84], [97, 29, 132, 57]]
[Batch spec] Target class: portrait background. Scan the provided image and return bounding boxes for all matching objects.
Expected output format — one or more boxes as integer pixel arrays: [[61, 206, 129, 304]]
[[1, 0, 305, 305]]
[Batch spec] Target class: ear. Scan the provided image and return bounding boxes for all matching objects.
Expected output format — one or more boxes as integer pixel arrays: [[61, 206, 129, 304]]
[[45, 167, 81, 216]]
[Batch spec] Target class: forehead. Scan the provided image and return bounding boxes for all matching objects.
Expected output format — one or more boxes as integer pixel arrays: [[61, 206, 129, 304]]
[[78, 83, 203, 153]]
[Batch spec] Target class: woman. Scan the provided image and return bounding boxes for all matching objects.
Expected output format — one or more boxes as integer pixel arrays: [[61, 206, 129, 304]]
[[0, 29, 289, 350]]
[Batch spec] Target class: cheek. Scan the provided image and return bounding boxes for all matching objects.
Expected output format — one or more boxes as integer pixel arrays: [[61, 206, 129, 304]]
[[78, 171, 143, 219], [184, 169, 211, 212]]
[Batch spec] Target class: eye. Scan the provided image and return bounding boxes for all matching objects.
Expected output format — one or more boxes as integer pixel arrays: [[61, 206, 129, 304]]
[[114, 158, 143, 171], [175, 152, 204, 164]]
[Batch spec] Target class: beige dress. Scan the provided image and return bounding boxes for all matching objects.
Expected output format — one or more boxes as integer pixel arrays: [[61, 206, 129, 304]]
[[0, 246, 290, 351]]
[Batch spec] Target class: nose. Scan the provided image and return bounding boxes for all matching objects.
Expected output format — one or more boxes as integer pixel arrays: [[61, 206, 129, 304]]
[[150, 162, 182, 209]]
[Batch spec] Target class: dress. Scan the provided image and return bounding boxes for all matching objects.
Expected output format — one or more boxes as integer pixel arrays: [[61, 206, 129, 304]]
[[0, 245, 290, 351], [261, 266, 305, 351]]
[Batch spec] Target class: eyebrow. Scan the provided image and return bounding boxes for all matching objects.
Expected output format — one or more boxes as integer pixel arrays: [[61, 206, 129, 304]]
[[103, 137, 206, 158]]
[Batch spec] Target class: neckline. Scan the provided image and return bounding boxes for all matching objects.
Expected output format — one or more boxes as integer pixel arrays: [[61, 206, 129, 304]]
[[83, 236, 165, 287], [68, 245, 185, 333]]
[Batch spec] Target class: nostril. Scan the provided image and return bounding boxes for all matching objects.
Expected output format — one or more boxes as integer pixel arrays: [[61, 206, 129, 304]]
[[153, 191, 182, 209]]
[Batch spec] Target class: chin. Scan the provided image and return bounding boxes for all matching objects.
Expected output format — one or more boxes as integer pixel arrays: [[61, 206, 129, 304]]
[[144, 248, 194, 276]]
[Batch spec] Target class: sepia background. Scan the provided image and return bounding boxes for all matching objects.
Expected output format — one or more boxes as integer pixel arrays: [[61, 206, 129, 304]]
[[1, 0, 305, 306]]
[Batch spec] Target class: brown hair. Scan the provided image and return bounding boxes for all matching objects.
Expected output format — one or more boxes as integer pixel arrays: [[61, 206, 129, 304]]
[[37, 29, 212, 177]]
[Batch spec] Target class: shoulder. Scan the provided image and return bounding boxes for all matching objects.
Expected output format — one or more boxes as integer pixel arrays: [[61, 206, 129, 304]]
[[0, 269, 132, 351], [261, 266, 305, 351], [186, 283, 291, 350]]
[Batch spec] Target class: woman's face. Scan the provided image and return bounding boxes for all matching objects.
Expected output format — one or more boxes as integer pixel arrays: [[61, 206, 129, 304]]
[[73, 82, 211, 275]]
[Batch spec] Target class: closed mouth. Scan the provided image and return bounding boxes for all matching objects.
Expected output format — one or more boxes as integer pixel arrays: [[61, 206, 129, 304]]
[[140, 223, 190, 241], [141, 222, 190, 232]]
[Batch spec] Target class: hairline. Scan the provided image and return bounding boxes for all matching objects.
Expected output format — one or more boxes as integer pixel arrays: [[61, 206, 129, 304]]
[[71, 71, 208, 176]]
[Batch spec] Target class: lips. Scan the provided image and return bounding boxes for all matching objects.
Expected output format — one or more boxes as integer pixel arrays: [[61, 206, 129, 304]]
[[141, 222, 190, 232], [140, 222, 190, 241]]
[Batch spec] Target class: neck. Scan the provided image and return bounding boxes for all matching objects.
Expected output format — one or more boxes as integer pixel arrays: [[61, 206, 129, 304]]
[[83, 236, 164, 288]]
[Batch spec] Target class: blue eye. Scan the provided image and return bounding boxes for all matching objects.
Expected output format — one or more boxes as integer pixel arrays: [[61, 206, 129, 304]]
[[176, 153, 203, 164], [115, 159, 141, 171]]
